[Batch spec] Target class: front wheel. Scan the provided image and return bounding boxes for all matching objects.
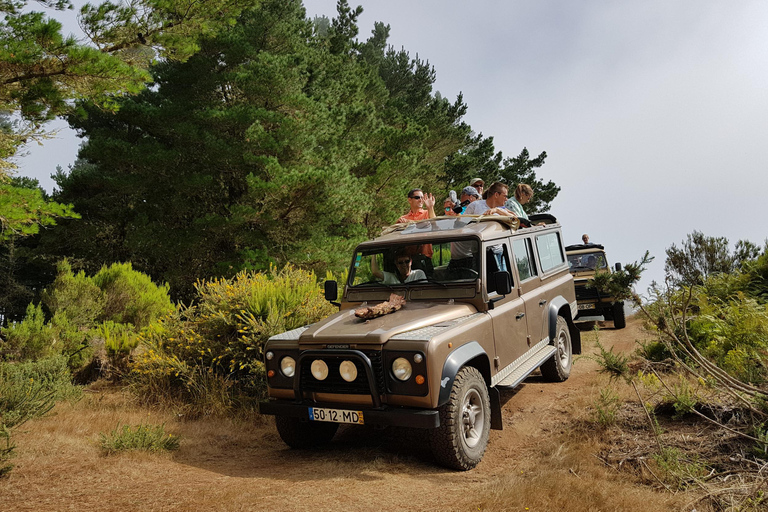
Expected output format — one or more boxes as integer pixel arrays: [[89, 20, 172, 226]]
[[613, 301, 626, 329], [274, 416, 339, 449], [540, 316, 572, 382], [430, 366, 491, 470]]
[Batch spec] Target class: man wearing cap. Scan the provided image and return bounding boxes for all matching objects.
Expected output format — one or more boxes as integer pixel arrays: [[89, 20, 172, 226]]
[[449, 186, 481, 214], [469, 178, 484, 198], [397, 188, 436, 224]]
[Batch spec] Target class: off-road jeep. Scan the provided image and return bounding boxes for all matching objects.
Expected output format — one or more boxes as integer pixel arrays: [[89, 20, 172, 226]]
[[259, 215, 580, 470], [564, 243, 626, 329]]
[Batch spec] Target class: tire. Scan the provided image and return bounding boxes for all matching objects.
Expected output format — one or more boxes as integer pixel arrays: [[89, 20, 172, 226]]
[[540, 316, 572, 382], [613, 301, 626, 329], [274, 416, 338, 449], [430, 366, 491, 471]]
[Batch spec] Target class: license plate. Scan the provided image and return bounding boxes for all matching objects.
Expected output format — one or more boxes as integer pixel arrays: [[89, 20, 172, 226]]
[[308, 407, 365, 425], [578, 303, 596, 310]]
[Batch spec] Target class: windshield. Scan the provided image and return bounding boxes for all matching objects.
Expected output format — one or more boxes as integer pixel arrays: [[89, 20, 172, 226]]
[[567, 251, 608, 271], [348, 240, 481, 288]]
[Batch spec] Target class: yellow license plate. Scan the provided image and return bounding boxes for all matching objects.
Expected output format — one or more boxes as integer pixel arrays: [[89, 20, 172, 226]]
[[308, 407, 364, 424]]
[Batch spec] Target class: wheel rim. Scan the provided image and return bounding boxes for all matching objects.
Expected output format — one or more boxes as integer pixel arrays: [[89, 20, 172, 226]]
[[556, 327, 571, 367], [461, 388, 485, 448]]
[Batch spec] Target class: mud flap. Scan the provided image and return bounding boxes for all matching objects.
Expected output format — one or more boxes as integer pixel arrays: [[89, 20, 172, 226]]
[[489, 386, 503, 430]]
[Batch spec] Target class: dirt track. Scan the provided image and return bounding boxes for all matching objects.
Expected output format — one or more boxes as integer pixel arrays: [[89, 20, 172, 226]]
[[1, 317, 689, 511]]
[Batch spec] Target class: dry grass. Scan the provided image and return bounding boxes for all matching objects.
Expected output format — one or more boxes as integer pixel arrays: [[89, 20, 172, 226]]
[[0, 317, 731, 511]]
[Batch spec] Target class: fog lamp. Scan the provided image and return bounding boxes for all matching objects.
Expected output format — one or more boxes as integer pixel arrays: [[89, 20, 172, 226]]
[[311, 359, 329, 380], [339, 360, 358, 382]]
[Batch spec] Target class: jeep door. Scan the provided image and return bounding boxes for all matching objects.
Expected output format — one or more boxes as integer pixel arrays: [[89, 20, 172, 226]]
[[530, 231, 569, 343], [510, 236, 549, 348], [484, 240, 530, 369]]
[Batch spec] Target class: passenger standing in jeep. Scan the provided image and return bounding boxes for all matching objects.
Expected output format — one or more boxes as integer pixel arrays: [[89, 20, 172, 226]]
[[464, 182, 517, 218], [397, 188, 436, 224]]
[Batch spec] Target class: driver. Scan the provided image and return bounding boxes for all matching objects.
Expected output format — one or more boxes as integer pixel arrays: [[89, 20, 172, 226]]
[[371, 249, 426, 284]]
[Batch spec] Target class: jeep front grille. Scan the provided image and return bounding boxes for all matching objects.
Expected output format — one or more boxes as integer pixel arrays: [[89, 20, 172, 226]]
[[574, 283, 601, 301]]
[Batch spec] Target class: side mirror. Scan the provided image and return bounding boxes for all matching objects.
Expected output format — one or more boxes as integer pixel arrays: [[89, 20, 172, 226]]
[[324, 280, 338, 302], [615, 262, 622, 271], [493, 271, 513, 296]]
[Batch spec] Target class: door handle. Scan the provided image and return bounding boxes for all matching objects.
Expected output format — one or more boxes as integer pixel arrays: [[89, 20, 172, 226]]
[[516, 312, 525, 320], [539, 299, 547, 306]]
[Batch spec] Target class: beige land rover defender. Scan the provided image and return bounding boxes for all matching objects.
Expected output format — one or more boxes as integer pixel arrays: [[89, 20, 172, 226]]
[[259, 215, 580, 470]]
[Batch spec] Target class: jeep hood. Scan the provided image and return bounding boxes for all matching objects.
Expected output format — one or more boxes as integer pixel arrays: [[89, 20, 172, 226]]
[[299, 301, 478, 344]]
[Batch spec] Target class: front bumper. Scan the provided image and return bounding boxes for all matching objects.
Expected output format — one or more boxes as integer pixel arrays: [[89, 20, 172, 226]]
[[259, 399, 440, 429]]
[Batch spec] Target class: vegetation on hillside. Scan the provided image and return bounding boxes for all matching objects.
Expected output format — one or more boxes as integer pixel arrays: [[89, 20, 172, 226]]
[[590, 232, 768, 510]]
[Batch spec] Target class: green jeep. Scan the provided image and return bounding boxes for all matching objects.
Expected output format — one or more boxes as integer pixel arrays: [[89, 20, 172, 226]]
[[564, 243, 626, 329]]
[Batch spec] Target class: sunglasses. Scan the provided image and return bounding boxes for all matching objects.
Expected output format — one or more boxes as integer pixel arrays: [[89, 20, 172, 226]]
[[409, 195, 422, 200], [396, 259, 411, 265]]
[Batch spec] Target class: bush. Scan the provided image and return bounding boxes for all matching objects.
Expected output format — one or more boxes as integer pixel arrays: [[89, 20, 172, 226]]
[[131, 265, 335, 414], [42, 260, 104, 328], [0, 304, 52, 361], [687, 293, 768, 385], [99, 423, 180, 454], [0, 356, 81, 476], [0, 260, 173, 374], [92, 262, 174, 329]]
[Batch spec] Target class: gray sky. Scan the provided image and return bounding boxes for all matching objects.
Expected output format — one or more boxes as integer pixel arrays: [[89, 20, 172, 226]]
[[16, 0, 768, 295]]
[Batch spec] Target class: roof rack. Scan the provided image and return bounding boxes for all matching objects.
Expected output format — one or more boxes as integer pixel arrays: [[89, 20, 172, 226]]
[[565, 243, 605, 251], [380, 215, 520, 236]]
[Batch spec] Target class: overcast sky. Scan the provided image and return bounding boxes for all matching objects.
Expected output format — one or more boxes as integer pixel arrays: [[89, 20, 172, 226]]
[[16, 0, 768, 295]]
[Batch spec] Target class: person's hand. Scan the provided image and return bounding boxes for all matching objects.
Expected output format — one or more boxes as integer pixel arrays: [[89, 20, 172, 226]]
[[423, 193, 435, 210]]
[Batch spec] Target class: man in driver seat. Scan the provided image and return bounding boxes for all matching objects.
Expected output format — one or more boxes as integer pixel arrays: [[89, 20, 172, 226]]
[[371, 249, 426, 284]]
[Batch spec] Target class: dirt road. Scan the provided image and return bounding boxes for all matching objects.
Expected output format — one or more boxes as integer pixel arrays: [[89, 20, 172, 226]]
[[1, 317, 689, 511]]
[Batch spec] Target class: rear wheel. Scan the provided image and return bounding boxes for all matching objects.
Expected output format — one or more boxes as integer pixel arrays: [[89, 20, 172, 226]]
[[430, 366, 490, 470], [613, 301, 626, 329], [274, 416, 339, 449], [540, 316, 572, 382]]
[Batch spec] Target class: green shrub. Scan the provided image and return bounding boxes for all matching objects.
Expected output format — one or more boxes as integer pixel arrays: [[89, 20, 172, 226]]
[[99, 423, 180, 454], [593, 387, 621, 427], [0, 304, 52, 360], [131, 265, 334, 412], [652, 446, 708, 490], [0, 356, 81, 476], [687, 293, 768, 384], [42, 260, 105, 328], [92, 262, 174, 329], [1, 260, 172, 375], [96, 321, 139, 377]]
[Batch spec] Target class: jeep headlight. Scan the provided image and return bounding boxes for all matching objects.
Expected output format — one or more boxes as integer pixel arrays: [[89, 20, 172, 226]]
[[339, 360, 358, 382], [280, 356, 296, 378], [392, 357, 412, 381], [311, 359, 329, 381]]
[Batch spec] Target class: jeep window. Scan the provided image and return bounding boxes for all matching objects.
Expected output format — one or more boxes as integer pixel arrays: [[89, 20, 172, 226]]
[[512, 238, 538, 282], [485, 243, 511, 294], [567, 252, 607, 271], [348, 240, 481, 288], [535, 232, 566, 272]]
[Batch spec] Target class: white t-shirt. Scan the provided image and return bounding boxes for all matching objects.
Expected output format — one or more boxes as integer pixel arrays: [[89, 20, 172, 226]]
[[463, 199, 489, 215], [382, 269, 426, 284]]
